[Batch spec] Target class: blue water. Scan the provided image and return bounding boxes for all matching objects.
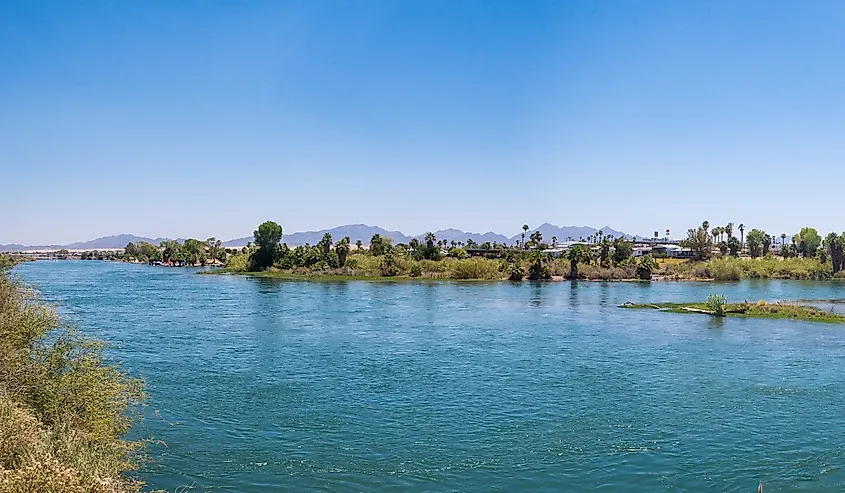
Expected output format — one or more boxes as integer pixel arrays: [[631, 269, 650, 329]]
[[13, 261, 845, 492]]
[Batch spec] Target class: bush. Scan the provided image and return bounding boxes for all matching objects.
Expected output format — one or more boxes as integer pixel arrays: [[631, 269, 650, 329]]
[[706, 294, 727, 316], [448, 247, 468, 260], [708, 258, 742, 281], [379, 253, 400, 276], [450, 258, 501, 280], [409, 263, 422, 277], [224, 253, 249, 272], [0, 272, 149, 492]]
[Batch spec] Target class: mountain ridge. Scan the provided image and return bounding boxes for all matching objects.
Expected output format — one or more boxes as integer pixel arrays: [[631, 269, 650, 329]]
[[1, 224, 643, 251]]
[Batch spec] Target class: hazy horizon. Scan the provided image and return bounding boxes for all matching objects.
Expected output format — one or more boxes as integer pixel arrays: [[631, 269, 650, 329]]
[[3, 1, 844, 244]]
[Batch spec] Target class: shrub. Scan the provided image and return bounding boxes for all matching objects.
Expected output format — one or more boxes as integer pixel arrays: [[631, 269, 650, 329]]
[[636, 254, 658, 280], [419, 259, 448, 273], [448, 247, 468, 260], [0, 271, 149, 492], [409, 263, 422, 277], [706, 294, 727, 316], [450, 258, 501, 280], [223, 253, 249, 272], [708, 258, 742, 281]]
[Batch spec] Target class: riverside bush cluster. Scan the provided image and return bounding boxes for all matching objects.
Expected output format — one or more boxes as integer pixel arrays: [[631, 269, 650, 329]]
[[664, 257, 831, 280], [0, 270, 151, 493]]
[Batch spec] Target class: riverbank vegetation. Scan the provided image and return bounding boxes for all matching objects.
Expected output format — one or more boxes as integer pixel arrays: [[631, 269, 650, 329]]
[[211, 221, 660, 281], [0, 266, 151, 492], [107, 219, 845, 282], [124, 237, 228, 266], [0, 255, 34, 269], [621, 297, 845, 324]]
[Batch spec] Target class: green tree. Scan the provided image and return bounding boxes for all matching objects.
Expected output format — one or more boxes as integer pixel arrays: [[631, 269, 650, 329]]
[[160, 240, 185, 264], [795, 227, 821, 258], [250, 220, 283, 270], [336, 236, 351, 267], [599, 239, 611, 268], [522, 224, 529, 250], [612, 237, 633, 265], [826, 233, 844, 274], [422, 232, 440, 260], [379, 251, 399, 276], [746, 229, 767, 258], [527, 251, 551, 280], [183, 238, 206, 265], [370, 234, 391, 256], [566, 244, 591, 279], [727, 236, 741, 257], [636, 254, 658, 280], [680, 224, 713, 260], [124, 242, 137, 259], [319, 233, 333, 258], [762, 234, 772, 256], [738, 224, 745, 249]]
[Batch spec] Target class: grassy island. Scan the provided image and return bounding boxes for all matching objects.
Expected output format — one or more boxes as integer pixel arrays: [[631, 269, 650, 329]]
[[621, 296, 845, 324]]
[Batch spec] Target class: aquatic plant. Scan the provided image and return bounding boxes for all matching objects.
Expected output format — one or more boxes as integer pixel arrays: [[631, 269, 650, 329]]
[[706, 294, 727, 316]]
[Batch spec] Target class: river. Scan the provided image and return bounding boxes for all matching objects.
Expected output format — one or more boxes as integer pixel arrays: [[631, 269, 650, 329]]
[[13, 260, 845, 492]]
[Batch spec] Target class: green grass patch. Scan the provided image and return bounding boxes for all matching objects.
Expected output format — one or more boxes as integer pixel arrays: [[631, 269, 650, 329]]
[[620, 300, 845, 323]]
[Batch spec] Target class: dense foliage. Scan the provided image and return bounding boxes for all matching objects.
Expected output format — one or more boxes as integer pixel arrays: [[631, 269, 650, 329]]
[[0, 269, 150, 493]]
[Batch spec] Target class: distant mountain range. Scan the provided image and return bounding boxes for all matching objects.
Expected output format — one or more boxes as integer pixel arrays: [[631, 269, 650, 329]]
[[1, 224, 642, 252]]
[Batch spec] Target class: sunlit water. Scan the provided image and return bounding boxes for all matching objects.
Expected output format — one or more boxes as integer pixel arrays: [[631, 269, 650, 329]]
[[13, 261, 845, 492]]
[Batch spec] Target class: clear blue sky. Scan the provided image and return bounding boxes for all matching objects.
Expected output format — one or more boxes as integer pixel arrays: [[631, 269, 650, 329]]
[[2, 1, 844, 244]]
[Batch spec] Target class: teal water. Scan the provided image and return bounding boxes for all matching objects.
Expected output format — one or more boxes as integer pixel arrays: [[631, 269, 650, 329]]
[[13, 261, 845, 492]]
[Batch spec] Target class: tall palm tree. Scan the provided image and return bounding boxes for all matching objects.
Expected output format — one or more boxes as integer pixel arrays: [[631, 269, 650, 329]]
[[522, 224, 529, 250], [781, 233, 787, 246], [725, 223, 734, 240], [424, 232, 437, 249], [738, 224, 745, 247], [702, 220, 710, 233]]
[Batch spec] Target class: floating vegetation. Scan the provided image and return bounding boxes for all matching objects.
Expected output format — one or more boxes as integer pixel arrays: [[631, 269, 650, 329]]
[[620, 299, 845, 324]]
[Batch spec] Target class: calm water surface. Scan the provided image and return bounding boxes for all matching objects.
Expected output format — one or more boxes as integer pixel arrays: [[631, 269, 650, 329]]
[[13, 261, 845, 492]]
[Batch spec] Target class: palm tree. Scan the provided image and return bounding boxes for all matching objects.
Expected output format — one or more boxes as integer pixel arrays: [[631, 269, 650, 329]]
[[566, 244, 591, 279], [424, 232, 436, 249], [725, 222, 734, 240], [702, 220, 710, 233], [781, 233, 787, 246], [738, 224, 745, 247], [712, 228, 720, 245], [355, 239, 363, 251], [522, 224, 529, 250], [551, 236, 557, 248], [336, 237, 351, 266]]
